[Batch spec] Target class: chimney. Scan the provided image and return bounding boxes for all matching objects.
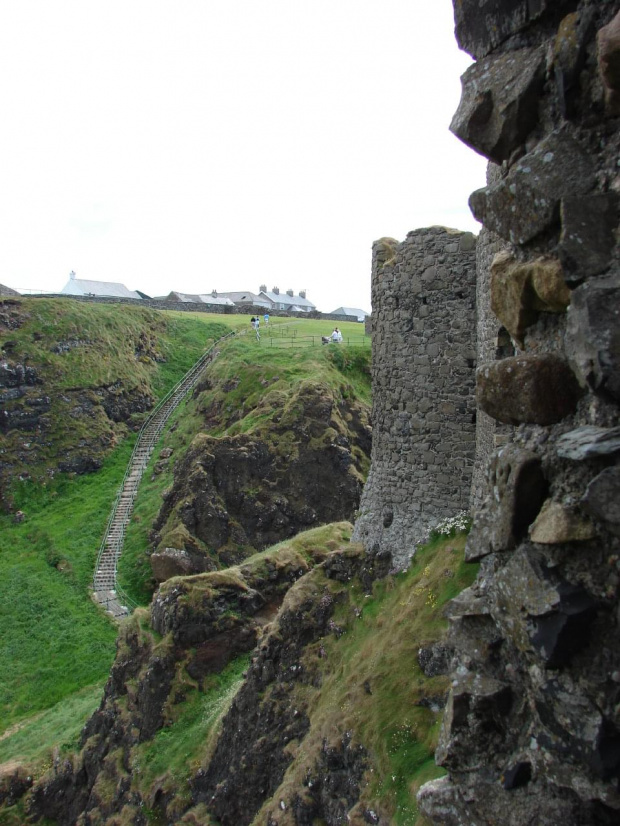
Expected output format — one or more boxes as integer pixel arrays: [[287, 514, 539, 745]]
[[211, 289, 217, 297], [273, 286, 280, 295], [286, 289, 294, 297], [259, 284, 267, 293], [299, 289, 306, 299], [70, 270, 76, 280]]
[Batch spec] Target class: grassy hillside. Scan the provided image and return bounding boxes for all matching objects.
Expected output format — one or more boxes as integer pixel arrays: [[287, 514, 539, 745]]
[[2, 521, 476, 826], [0, 298, 234, 505], [0, 301, 237, 735], [0, 303, 368, 738], [117, 333, 372, 604]]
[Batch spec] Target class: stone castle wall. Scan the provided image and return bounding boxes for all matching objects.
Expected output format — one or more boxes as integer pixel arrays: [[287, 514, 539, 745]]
[[352, 226, 477, 569], [414, 2, 620, 824]]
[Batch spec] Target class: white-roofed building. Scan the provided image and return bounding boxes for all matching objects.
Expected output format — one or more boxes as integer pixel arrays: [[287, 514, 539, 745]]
[[330, 307, 370, 322], [216, 291, 271, 309], [60, 271, 142, 300], [258, 287, 316, 313], [164, 291, 235, 306]]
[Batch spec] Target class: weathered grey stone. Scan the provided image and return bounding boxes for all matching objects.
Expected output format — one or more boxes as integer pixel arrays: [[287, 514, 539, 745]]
[[556, 425, 620, 460], [435, 672, 512, 770], [150, 547, 215, 582], [477, 354, 583, 425], [443, 585, 491, 618], [453, 0, 571, 59], [466, 445, 546, 560], [490, 252, 570, 343], [553, 9, 596, 118], [583, 467, 620, 535], [566, 274, 620, 401], [469, 129, 596, 245], [450, 46, 545, 164], [598, 10, 620, 113], [530, 583, 598, 667], [418, 642, 455, 677], [529, 499, 597, 543], [559, 195, 618, 284]]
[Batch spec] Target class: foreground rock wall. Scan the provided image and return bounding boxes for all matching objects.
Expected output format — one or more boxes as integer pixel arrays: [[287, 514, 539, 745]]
[[353, 227, 477, 568], [419, 2, 620, 824]]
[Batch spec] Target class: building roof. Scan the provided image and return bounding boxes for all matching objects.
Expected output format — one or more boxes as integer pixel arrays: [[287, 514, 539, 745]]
[[217, 291, 271, 307], [259, 290, 316, 310], [165, 291, 235, 305], [331, 307, 370, 321], [60, 277, 142, 299]]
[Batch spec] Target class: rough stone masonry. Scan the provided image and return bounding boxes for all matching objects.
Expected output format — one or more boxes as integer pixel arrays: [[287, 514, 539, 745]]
[[352, 226, 477, 569], [414, 2, 620, 824]]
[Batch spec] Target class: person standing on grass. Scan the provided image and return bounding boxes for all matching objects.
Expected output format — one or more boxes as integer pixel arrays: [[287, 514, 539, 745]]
[[264, 313, 269, 326], [331, 327, 342, 343]]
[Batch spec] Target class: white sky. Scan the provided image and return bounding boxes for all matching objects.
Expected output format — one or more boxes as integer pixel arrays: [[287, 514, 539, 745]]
[[0, 1, 486, 313]]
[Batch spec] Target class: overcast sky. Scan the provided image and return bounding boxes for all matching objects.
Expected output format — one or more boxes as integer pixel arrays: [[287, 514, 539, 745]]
[[0, 1, 486, 313]]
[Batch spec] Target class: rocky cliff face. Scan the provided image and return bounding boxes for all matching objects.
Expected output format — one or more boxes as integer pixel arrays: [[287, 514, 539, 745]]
[[27, 525, 388, 824], [418, 2, 620, 823], [149, 358, 372, 580], [0, 299, 165, 509], [26, 522, 477, 825]]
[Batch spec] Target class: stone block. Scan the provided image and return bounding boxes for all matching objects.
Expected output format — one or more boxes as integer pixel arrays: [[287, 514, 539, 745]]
[[553, 9, 596, 118], [598, 10, 620, 114], [583, 467, 620, 536], [466, 445, 546, 560], [529, 499, 597, 543], [452, 0, 570, 59], [559, 194, 618, 284], [556, 425, 620, 460], [565, 273, 620, 401], [469, 129, 596, 245], [477, 354, 583, 425], [490, 252, 570, 343], [451, 46, 545, 164]]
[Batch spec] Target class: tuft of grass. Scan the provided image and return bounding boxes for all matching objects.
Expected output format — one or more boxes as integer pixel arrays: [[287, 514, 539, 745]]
[[253, 528, 478, 825], [0, 683, 104, 769], [130, 654, 250, 801]]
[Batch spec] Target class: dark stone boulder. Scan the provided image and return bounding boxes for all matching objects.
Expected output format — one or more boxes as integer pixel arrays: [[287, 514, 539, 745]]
[[566, 274, 620, 401], [150, 547, 217, 582], [598, 9, 620, 113], [451, 46, 545, 164], [453, 0, 573, 59], [469, 129, 596, 245], [553, 9, 596, 118], [583, 467, 620, 535], [477, 354, 583, 425], [529, 581, 598, 667], [418, 642, 455, 677], [559, 194, 618, 284]]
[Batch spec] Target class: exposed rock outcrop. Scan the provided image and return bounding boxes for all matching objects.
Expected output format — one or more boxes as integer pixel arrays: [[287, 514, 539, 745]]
[[149, 371, 371, 577], [28, 525, 395, 825]]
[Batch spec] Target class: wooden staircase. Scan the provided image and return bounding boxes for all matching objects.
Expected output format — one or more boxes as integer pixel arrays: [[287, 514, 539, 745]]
[[92, 333, 234, 619]]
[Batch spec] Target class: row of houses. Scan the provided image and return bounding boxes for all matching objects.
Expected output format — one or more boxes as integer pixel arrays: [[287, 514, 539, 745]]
[[58, 273, 369, 320]]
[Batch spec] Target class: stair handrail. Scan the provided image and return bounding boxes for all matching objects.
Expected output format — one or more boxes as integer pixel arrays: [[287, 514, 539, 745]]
[[92, 330, 236, 602]]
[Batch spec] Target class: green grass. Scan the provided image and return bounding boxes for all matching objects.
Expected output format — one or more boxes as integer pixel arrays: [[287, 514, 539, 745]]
[[130, 654, 250, 808], [0, 444, 139, 733], [0, 682, 104, 767], [258, 529, 479, 826], [0, 303, 240, 737]]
